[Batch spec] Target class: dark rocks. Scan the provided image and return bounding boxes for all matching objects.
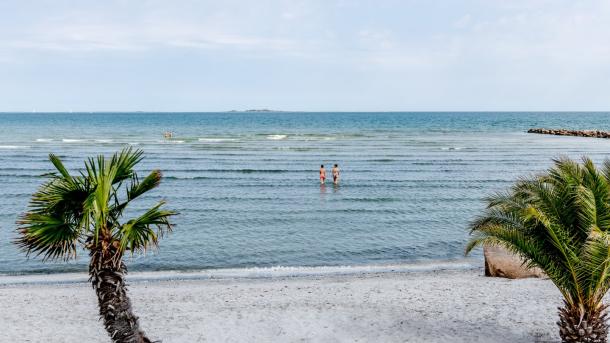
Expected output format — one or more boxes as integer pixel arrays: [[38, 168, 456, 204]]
[[528, 128, 610, 138]]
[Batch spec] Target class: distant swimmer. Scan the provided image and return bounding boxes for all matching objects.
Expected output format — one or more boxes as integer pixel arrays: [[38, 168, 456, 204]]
[[332, 164, 340, 185], [163, 131, 174, 139], [320, 164, 326, 184]]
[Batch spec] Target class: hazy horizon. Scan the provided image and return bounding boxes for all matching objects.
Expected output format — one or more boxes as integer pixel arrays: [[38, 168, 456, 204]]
[[3, 110, 610, 114]]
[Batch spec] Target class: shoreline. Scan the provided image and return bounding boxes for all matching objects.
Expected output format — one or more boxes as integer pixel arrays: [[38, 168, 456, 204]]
[[1, 268, 562, 343], [0, 259, 479, 285]]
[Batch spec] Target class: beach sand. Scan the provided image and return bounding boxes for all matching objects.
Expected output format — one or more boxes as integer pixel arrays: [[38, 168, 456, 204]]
[[1, 268, 562, 343]]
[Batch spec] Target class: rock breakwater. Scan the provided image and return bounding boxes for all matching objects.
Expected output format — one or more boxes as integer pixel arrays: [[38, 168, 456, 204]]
[[528, 128, 610, 138]]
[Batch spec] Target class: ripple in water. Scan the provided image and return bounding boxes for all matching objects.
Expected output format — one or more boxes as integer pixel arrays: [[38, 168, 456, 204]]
[[2, 112, 610, 274]]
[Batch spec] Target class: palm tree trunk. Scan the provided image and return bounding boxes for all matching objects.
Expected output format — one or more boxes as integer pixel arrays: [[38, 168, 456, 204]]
[[558, 303, 608, 343], [89, 245, 151, 343]]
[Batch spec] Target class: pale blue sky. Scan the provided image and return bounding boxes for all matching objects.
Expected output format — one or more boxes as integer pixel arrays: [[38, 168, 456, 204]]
[[1, 0, 609, 111]]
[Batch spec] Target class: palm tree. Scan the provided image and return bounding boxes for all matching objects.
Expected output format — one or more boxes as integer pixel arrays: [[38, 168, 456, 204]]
[[466, 157, 610, 343], [16, 148, 176, 343]]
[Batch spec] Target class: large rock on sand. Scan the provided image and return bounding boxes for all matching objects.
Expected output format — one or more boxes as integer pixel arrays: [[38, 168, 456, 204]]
[[484, 245, 544, 279]]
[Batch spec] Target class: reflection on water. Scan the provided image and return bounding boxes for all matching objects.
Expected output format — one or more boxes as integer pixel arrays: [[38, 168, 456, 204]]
[[332, 183, 340, 193]]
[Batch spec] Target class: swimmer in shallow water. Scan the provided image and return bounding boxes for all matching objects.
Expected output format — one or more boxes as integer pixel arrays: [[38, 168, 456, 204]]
[[332, 164, 340, 185], [319, 164, 326, 184]]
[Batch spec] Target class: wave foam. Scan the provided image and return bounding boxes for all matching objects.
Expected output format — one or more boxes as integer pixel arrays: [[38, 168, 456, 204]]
[[35, 138, 53, 142], [198, 138, 238, 142], [0, 145, 29, 149], [62, 139, 84, 143], [300, 135, 336, 141], [267, 134, 287, 140], [0, 260, 478, 285]]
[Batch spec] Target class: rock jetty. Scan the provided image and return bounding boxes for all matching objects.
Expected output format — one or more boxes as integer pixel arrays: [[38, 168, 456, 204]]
[[528, 128, 610, 138]]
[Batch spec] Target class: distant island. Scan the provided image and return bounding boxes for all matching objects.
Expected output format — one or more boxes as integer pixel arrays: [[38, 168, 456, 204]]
[[228, 109, 284, 113]]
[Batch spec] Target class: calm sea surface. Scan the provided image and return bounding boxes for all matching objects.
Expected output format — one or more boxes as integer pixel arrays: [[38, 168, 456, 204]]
[[2, 112, 610, 275]]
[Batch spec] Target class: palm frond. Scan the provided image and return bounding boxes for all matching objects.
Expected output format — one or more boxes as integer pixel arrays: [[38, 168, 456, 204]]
[[117, 201, 176, 254], [468, 215, 577, 299], [110, 170, 163, 219], [49, 153, 73, 182], [83, 148, 143, 235], [15, 148, 175, 264], [578, 229, 610, 303], [109, 147, 144, 183], [16, 212, 81, 261], [467, 157, 610, 310], [15, 169, 90, 260]]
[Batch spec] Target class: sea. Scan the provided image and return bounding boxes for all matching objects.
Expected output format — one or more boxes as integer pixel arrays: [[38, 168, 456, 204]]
[[1, 112, 610, 276]]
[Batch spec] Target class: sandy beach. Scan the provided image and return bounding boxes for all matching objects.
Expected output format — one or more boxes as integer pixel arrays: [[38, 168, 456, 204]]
[[1, 267, 564, 343]]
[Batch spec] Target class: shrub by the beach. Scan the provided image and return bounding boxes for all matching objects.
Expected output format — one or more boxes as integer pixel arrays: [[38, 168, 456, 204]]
[[16, 148, 176, 343], [466, 157, 610, 343]]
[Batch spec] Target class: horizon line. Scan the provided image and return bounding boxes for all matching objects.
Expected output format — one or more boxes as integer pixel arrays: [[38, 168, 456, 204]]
[[2, 110, 610, 114]]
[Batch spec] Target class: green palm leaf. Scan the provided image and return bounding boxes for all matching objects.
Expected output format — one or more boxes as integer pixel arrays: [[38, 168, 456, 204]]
[[118, 201, 176, 254], [15, 148, 175, 342], [467, 157, 610, 340], [16, 147, 174, 261]]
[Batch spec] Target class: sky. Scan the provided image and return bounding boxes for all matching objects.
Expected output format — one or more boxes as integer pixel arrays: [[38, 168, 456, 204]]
[[1, 0, 610, 112]]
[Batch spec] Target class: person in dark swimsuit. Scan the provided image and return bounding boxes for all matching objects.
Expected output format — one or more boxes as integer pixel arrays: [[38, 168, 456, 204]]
[[332, 164, 340, 185]]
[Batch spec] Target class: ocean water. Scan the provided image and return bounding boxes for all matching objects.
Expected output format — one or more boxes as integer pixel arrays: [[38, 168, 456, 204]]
[[2, 112, 610, 275]]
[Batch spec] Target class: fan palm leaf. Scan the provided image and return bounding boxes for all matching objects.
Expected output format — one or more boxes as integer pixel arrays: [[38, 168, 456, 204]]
[[16, 148, 176, 343]]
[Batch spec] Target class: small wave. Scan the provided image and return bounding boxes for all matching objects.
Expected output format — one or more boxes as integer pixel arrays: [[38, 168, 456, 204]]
[[368, 159, 395, 162], [344, 197, 399, 203], [237, 169, 285, 174], [0, 173, 43, 179], [161, 168, 318, 173], [198, 138, 238, 142], [62, 139, 84, 143], [271, 147, 315, 152], [164, 176, 211, 180], [35, 138, 53, 142], [94, 139, 113, 143], [298, 135, 337, 141], [0, 145, 29, 149], [0, 260, 478, 284], [267, 134, 287, 140], [412, 162, 469, 166], [203, 169, 289, 174]]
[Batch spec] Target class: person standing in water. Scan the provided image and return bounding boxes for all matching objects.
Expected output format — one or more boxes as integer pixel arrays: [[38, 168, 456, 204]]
[[319, 164, 326, 184], [332, 164, 340, 185]]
